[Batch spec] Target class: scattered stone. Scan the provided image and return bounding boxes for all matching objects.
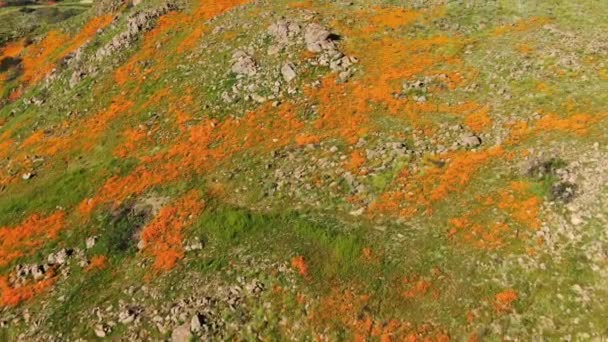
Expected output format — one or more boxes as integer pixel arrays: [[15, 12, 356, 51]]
[[281, 62, 297, 82], [96, 3, 176, 60], [94, 324, 109, 338], [48, 249, 73, 266], [570, 214, 584, 226], [231, 51, 257, 76], [304, 23, 335, 52], [21, 173, 35, 180], [460, 133, 482, 148], [86, 236, 98, 249], [137, 239, 146, 250], [184, 238, 204, 252], [268, 20, 301, 44], [190, 313, 205, 332], [171, 323, 192, 342], [349, 207, 365, 216], [250, 94, 267, 103]]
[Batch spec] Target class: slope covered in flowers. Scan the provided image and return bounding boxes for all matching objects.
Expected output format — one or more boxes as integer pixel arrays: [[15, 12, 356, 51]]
[[0, 0, 607, 340]]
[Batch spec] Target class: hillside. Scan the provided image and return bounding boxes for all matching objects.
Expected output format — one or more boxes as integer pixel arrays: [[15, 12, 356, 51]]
[[0, 0, 607, 340]]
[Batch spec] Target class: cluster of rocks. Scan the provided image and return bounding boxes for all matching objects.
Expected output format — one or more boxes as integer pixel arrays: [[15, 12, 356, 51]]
[[93, 302, 144, 337], [87, 277, 265, 341], [230, 50, 258, 77], [4, 234, 100, 313], [9, 247, 88, 288], [410, 124, 486, 157], [302, 23, 358, 82], [221, 17, 357, 107], [95, 2, 178, 61], [267, 19, 302, 54]]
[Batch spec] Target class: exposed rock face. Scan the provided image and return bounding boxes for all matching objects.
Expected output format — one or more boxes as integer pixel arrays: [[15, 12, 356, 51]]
[[267, 20, 301, 44], [281, 62, 297, 82], [304, 23, 336, 53], [231, 51, 257, 76], [460, 133, 482, 148], [95, 0, 123, 15], [95, 3, 177, 61]]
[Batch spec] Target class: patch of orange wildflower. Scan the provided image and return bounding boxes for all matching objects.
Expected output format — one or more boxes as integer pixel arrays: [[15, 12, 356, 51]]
[[305, 32, 467, 145], [464, 107, 492, 133], [295, 134, 321, 146], [69, 15, 113, 51], [0, 211, 66, 267], [497, 181, 541, 229], [21, 130, 45, 148], [403, 279, 432, 299], [20, 15, 112, 87], [310, 287, 449, 341], [288, 0, 313, 9], [345, 150, 366, 173], [80, 102, 304, 216], [507, 112, 600, 145], [358, 7, 420, 33], [116, 0, 250, 84], [492, 17, 550, 36], [0, 138, 13, 159], [516, 43, 533, 55], [448, 181, 541, 249], [361, 247, 373, 261], [0, 39, 25, 58], [370, 147, 504, 218], [494, 289, 518, 313], [291, 256, 309, 277], [140, 190, 204, 271], [0, 274, 55, 307], [535, 113, 596, 134], [448, 215, 511, 249], [20, 31, 68, 85], [114, 126, 150, 158], [41, 97, 134, 155], [85, 255, 108, 272]]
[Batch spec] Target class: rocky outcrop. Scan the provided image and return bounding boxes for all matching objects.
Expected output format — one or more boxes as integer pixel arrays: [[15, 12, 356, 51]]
[[95, 2, 178, 61]]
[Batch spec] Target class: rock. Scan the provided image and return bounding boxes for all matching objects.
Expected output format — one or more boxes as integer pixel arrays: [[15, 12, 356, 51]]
[[460, 133, 482, 148], [231, 51, 257, 76], [339, 70, 353, 82], [31, 265, 45, 281], [96, 3, 176, 60], [281, 62, 297, 82], [171, 323, 192, 342], [190, 313, 205, 332], [118, 309, 136, 324], [86, 236, 98, 249], [48, 249, 73, 266], [246, 280, 265, 294], [250, 94, 267, 103], [69, 70, 84, 88], [184, 238, 203, 252], [21, 173, 35, 180], [268, 20, 300, 44], [570, 214, 584, 226], [349, 208, 365, 216], [94, 324, 108, 338], [132, 0, 142, 5], [304, 23, 334, 52]]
